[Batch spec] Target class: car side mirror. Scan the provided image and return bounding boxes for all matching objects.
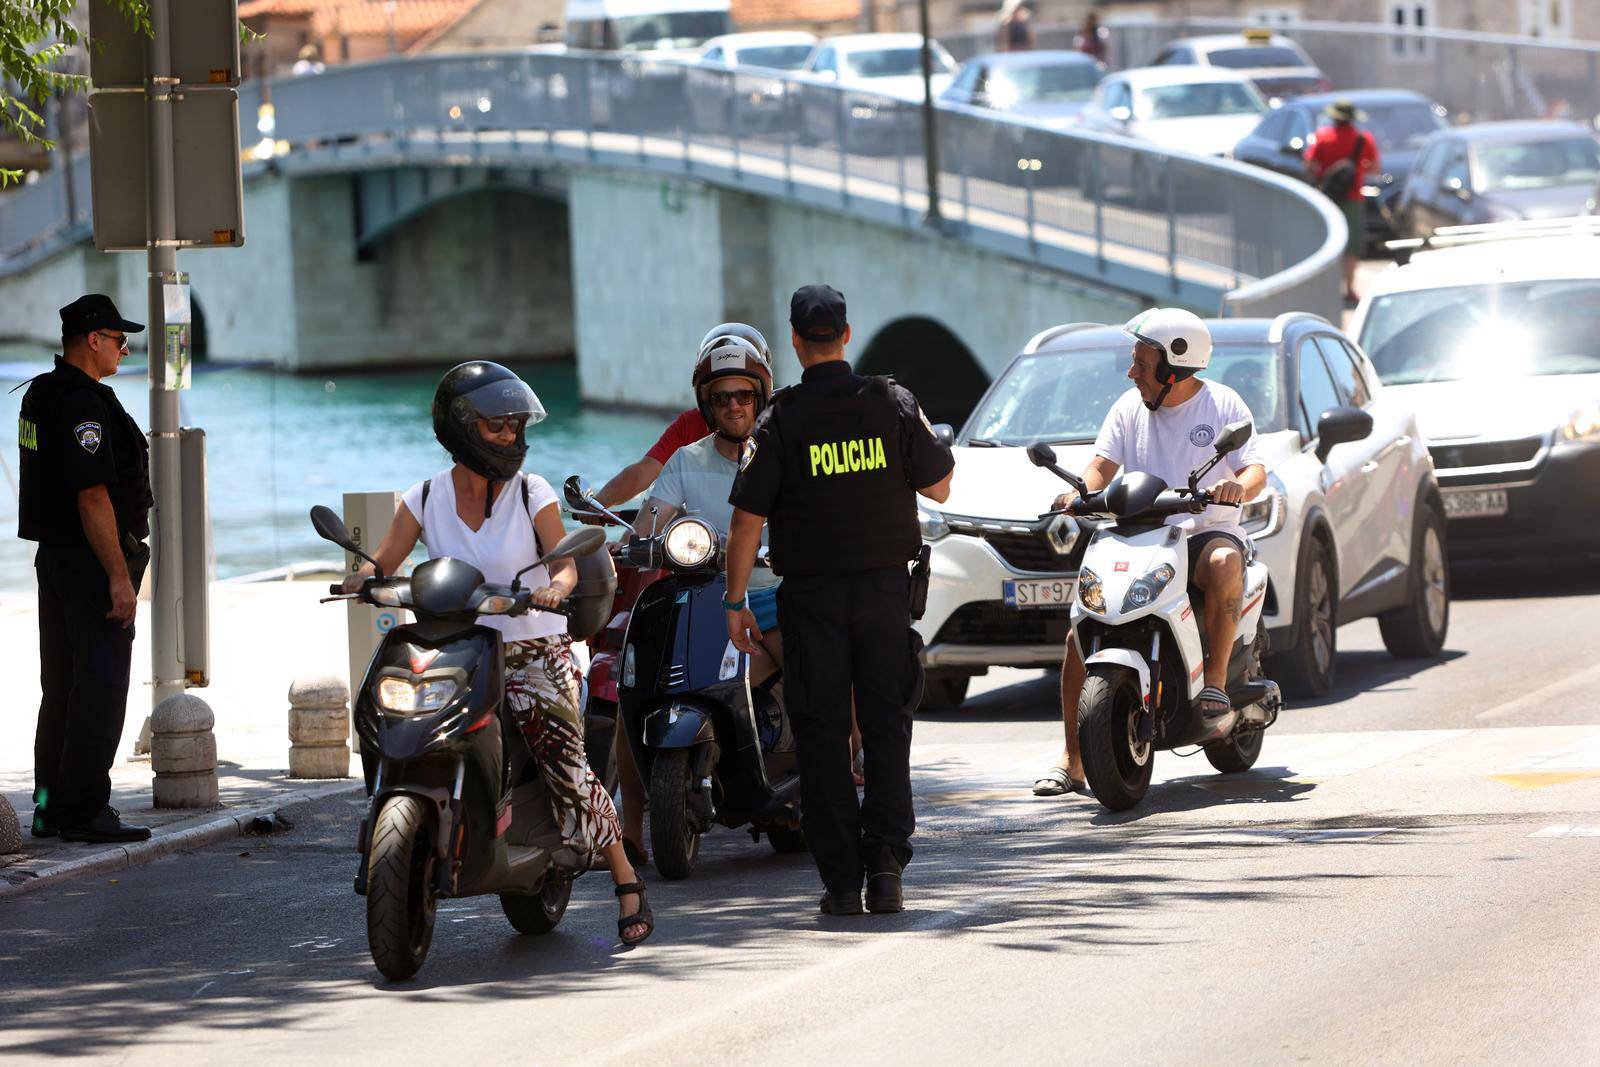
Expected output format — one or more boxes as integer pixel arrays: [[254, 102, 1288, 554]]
[[1283, 136, 1304, 154], [1213, 418, 1254, 455], [1108, 105, 1131, 124], [1445, 176, 1472, 201], [931, 423, 955, 447], [1315, 406, 1373, 462]]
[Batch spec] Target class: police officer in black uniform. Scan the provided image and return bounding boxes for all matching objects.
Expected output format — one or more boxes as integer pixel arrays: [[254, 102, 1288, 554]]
[[17, 294, 154, 843], [724, 284, 954, 916]]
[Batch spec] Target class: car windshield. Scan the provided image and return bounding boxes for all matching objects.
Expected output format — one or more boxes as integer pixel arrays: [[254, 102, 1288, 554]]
[[1360, 279, 1600, 385], [846, 46, 954, 78], [990, 62, 1102, 105], [734, 44, 813, 70], [1472, 137, 1600, 192], [1205, 45, 1307, 69], [1138, 81, 1265, 119], [1361, 102, 1448, 151], [615, 10, 732, 51], [964, 344, 1287, 445]]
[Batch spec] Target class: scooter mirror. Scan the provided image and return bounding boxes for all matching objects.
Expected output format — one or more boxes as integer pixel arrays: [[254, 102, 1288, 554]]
[[543, 525, 607, 562], [309, 505, 383, 577], [1213, 419, 1254, 455], [1026, 442, 1057, 468], [563, 475, 595, 512]]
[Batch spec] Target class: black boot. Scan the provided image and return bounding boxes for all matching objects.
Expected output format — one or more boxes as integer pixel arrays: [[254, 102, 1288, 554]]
[[865, 846, 904, 914], [59, 806, 151, 844], [819, 888, 865, 915]]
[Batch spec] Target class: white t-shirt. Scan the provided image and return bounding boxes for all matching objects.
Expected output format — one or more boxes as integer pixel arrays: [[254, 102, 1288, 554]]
[[1093, 381, 1266, 541], [401, 470, 567, 642], [650, 435, 778, 592]]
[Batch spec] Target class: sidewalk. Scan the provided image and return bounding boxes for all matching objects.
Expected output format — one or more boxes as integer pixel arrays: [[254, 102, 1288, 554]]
[[1, 579, 360, 896]]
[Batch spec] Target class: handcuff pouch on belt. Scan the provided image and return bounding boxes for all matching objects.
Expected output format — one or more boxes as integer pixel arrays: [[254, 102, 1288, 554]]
[[908, 543, 931, 621]]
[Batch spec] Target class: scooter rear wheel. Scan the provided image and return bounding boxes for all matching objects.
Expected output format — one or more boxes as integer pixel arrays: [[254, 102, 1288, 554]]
[[649, 748, 702, 880], [1078, 668, 1154, 812], [366, 794, 437, 982], [1204, 727, 1264, 774], [500, 875, 572, 934]]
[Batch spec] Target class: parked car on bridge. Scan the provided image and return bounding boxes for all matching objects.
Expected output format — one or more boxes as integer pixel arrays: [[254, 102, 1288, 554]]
[[565, 0, 731, 54], [937, 51, 1103, 183], [1349, 221, 1600, 560], [1148, 28, 1329, 103], [1394, 121, 1600, 239], [797, 33, 957, 150], [688, 31, 817, 132], [1077, 67, 1268, 199], [914, 314, 1447, 707], [1231, 89, 1450, 248]]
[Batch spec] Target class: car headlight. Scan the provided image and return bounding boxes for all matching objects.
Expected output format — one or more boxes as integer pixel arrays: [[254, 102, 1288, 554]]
[[1077, 567, 1106, 614], [918, 505, 950, 541], [662, 517, 717, 568], [1559, 401, 1600, 443], [1240, 487, 1286, 538], [1121, 563, 1176, 612], [376, 677, 459, 713], [369, 584, 404, 607], [477, 593, 516, 614]]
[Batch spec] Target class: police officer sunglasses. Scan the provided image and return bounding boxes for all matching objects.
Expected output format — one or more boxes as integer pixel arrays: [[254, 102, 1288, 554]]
[[94, 331, 130, 352], [477, 416, 528, 434], [708, 389, 757, 408]]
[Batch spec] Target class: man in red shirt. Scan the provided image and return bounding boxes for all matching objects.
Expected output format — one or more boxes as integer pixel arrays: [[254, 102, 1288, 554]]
[[1304, 99, 1380, 303]]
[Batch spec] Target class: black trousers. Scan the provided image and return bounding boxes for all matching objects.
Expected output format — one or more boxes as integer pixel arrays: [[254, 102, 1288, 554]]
[[778, 566, 923, 894], [34, 543, 134, 829]]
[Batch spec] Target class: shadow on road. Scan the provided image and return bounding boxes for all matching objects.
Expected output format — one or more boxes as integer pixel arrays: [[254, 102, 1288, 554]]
[[1450, 559, 1600, 602]]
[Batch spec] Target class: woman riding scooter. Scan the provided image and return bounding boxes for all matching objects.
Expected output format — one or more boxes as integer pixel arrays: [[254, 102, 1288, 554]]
[[342, 361, 655, 946]]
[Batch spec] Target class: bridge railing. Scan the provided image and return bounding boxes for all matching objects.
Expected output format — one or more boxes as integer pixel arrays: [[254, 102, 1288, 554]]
[[6, 50, 1342, 321]]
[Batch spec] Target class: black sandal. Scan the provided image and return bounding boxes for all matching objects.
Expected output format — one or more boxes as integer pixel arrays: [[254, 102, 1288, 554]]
[[615, 880, 655, 946], [1197, 685, 1231, 720]]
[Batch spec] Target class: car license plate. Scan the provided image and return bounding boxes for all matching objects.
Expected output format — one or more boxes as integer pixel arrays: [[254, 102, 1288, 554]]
[[1003, 579, 1074, 608], [1441, 488, 1508, 519]]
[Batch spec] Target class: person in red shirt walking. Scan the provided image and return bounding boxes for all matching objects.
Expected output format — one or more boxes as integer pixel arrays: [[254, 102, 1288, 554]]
[[1304, 100, 1380, 304]]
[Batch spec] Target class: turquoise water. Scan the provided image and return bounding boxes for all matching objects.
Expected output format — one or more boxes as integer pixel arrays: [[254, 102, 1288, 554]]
[[0, 344, 668, 589]]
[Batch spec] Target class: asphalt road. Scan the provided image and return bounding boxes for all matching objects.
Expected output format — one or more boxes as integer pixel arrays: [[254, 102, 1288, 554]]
[[3, 562, 1598, 1064]]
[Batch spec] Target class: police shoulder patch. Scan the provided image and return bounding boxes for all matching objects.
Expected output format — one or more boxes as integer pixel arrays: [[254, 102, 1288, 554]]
[[74, 421, 103, 454]]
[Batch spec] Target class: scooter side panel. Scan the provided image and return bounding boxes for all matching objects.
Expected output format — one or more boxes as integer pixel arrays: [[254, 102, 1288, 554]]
[[1240, 560, 1270, 638], [1157, 593, 1208, 703], [643, 700, 719, 748]]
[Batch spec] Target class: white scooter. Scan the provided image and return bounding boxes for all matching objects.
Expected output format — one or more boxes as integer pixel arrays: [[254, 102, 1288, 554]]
[[1028, 419, 1282, 812]]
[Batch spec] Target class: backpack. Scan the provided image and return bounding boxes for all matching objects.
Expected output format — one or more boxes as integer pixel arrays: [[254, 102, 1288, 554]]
[[1315, 130, 1367, 201]]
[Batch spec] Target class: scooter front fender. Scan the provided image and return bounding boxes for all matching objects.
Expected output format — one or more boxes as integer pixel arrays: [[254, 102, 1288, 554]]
[[1083, 648, 1152, 705], [644, 699, 719, 749]]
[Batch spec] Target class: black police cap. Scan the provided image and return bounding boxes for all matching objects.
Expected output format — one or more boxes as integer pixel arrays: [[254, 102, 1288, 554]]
[[60, 294, 144, 337], [789, 284, 847, 342]]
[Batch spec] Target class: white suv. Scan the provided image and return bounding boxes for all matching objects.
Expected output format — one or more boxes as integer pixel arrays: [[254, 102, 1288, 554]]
[[916, 314, 1450, 706]]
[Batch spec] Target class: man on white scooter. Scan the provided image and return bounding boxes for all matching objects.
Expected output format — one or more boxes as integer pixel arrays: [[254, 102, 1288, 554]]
[[1033, 309, 1267, 797]]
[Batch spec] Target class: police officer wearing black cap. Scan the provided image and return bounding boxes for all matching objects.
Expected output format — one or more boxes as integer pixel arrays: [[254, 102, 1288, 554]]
[[16, 294, 154, 843], [724, 284, 954, 916]]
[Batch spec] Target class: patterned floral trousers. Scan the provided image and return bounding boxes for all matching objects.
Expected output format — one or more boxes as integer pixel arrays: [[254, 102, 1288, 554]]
[[503, 636, 621, 865]]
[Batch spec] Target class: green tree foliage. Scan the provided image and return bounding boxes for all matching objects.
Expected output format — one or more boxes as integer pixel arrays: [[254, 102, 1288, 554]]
[[1, 0, 150, 185]]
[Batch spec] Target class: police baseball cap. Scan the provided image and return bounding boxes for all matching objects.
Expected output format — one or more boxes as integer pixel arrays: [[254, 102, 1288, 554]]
[[60, 294, 144, 337], [789, 284, 847, 342]]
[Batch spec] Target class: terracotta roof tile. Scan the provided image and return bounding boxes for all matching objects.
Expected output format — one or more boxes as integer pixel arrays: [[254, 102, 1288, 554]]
[[239, 0, 326, 16], [731, 0, 859, 25], [311, 0, 476, 38]]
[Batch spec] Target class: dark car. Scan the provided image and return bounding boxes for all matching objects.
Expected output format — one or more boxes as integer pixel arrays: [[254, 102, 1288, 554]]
[[1395, 121, 1600, 238], [938, 51, 1104, 184], [1231, 89, 1449, 247]]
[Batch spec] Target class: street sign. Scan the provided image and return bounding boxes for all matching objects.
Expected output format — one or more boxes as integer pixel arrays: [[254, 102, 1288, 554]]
[[88, 90, 244, 251], [89, 0, 242, 88]]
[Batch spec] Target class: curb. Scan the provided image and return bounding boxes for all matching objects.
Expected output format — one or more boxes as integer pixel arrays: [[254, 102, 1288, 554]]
[[0, 780, 363, 901]]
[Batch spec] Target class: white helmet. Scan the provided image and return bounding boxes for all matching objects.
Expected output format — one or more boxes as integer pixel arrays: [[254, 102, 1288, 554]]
[[1123, 307, 1212, 376]]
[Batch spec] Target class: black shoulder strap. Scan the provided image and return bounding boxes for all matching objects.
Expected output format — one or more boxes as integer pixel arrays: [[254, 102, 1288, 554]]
[[1347, 130, 1366, 164], [520, 475, 543, 555]]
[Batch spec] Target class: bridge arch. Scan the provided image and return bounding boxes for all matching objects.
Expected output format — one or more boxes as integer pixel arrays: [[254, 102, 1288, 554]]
[[856, 317, 991, 429]]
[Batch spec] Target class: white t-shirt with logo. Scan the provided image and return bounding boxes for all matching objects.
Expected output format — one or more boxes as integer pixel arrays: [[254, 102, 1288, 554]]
[[400, 470, 567, 642], [650, 434, 778, 592], [1092, 380, 1266, 542]]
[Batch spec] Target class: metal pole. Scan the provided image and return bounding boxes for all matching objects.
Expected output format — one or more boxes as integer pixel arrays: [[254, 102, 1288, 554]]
[[1165, 154, 1178, 293], [918, 0, 942, 227], [145, 0, 186, 741]]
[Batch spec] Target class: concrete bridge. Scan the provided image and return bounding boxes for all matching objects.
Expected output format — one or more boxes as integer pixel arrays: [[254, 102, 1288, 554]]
[[0, 52, 1341, 413]]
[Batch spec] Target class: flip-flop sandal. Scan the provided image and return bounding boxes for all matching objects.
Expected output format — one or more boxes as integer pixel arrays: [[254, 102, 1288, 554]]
[[615, 879, 655, 946], [1197, 686, 1232, 720], [1032, 767, 1089, 797]]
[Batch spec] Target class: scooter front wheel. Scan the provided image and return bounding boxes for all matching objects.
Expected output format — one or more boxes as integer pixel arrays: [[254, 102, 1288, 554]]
[[366, 794, 438, 981], [1077, 668, 1154, 812], [500, 875, 572, 934], [649, 748, 703, 879]]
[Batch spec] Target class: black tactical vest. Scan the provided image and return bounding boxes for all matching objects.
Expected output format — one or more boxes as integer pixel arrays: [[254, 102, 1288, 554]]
[[766, 375, 920, 576], [17, 360, 152, 546]]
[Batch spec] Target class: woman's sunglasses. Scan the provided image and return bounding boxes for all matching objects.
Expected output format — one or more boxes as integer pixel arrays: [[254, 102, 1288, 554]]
[[478, 416, 528, 434], [708, 389, 757, 409]]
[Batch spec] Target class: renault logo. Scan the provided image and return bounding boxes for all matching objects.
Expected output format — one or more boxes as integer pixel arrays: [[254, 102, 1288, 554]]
[[1045, 513, 1080, 556]]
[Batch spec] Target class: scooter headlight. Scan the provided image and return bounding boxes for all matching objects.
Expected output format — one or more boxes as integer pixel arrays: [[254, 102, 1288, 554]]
[[1121, 563, 1176, 612], [662, 517, 717, 569], [1077, 567, 1106, 614], [376, 677, 459, 713], [476, 593, 516, 615]]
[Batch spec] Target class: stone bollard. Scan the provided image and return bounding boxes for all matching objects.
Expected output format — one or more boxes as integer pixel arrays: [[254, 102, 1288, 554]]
[[152, 694, 220, 809], [288, 675, 352, 779], [0, 793, 20, 854]]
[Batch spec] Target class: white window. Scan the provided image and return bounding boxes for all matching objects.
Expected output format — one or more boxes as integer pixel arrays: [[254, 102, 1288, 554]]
[[1522, 0, 1571, 39], [1389, 1, 1434, 59]]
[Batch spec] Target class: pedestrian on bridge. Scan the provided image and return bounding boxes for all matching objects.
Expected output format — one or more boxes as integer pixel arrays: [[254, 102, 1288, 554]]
[[16, 295, 153, 844], [1304, 100, 1379, 304], [723, 284, 954, 916]]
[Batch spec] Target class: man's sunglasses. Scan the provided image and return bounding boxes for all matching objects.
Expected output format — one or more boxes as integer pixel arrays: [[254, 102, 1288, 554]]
[[94, 331, 130, 352], [708, 389, 757, 409], [477, 416, 528, 434]]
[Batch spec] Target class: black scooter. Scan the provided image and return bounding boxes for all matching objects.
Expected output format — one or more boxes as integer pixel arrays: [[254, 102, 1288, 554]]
[[564, 476, 806, 879], [309, 505, 616, 981]]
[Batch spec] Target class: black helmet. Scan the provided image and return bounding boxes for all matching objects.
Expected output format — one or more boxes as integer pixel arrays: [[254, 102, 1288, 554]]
[[431, 361, 546, 480]]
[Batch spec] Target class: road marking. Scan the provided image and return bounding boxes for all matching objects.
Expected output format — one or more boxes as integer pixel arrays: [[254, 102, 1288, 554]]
[[1475, 661, 1600, 722], [1530, 824, 1600, 837], [1489, 771, 1600, 790]]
